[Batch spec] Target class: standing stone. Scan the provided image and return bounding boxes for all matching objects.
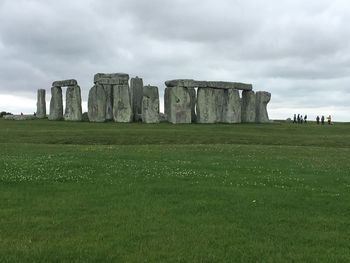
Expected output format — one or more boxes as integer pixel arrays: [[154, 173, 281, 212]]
[[166, 86, 191, 124], [196, 88, 225, 123], [64, 85, 82, 121], [88, 84, 107, 122], [113, 84, 133, 123], [256, 91, 271, 123], [103, 84, 113, 121], [188, 87, 197, 122], [223, 89, 241, 123], [36, 89, 46, 119], [49, 87, 63, 121], [142, 85, 159, 123], [241, 90, 256, 123], [164, 87, 170, 119], [130, 77, 143, 121]]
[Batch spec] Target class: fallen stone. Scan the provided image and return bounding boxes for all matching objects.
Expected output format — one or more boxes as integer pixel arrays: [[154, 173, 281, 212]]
[[4, 115, 37, 121], [165, 86, 191, 124], [142, 85, 159, 123], [52, 79, 78, 87], [49, 86, 63, 121], [113, 84, 133, 123], [223, 89, 241, 123], [241, 90, 256, 123], [64, 85, 82, 121], [36, 89, 46, 119], [256, 91, 271, 123], [88, 84, 107, 122], [130, 77, 143, 121]]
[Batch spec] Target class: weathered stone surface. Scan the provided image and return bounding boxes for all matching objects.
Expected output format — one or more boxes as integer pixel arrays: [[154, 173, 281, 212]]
[[165, 79, 195, 88], [130, 77, 143, 121], [165, 79, 253, 91], [188, 88, 197, 122], [241, 90, 256, 123], [88, 84, 107, 122], [142, 85, 159, 123], [94, 73, 129, 84], [223, 89, 241, 123], [49, 87, 63, 121], [196, 88, 225, 123], [103, 84, 113, 120], [113, 84, 132, 123], [52, 79, 77, 87], [165, 86, 191, 124], [36, 89, 46, 119], [164, 87, 170, 118], [197, 88, 241, 123], [95, 78, 129, 85], [64, 85, 82, 121], [255, 91, 271, 123], [4, 115, 37, 121]]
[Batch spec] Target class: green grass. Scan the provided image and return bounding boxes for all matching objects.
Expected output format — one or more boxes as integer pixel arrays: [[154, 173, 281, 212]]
[[0, 119, 350, 262]]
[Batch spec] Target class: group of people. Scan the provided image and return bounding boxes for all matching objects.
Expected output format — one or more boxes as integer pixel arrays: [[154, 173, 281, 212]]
[[293, 114, 307, 124], [293, 114, 332, 125], [316, 115, 332, 125]]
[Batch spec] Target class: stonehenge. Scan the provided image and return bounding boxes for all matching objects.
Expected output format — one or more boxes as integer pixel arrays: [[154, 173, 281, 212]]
[[33, 75, 271, 124], [36, 89, 46, 119], [49, 79, 82, 121], [88, 84, 106, 122], [64, 86, 82, 121], [241, 90, 256, 123], [142, 85, 160, 123], [256, 91, 271, 123], [48, 86, 63, 120], [166, 79, 269, 124], [165, 86, 192, 124], [130, 77, 144, 121], [165, 79, 253, 91], [224, 89, 241, 123], [113, 83, 133, 123]]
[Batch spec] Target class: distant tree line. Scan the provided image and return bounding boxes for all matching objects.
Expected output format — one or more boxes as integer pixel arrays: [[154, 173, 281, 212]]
[[0, 111, 13, 118]]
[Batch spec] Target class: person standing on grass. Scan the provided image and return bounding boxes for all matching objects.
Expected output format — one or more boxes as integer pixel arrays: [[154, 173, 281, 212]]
[[300, 115, 303, 124], [297, 114, 300, 124], [293, 114, 297, 123], [304, 115, 307, 123], [321, 115, 325, 125], [316, 116, 320, 124], [327, 115, 332, 125]]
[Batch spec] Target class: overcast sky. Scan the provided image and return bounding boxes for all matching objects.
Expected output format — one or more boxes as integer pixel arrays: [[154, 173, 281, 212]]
[[0, 0, 349, 121]]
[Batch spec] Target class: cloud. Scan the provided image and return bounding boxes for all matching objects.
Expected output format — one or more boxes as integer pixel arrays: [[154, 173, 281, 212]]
[[0, 0, 349, 121]]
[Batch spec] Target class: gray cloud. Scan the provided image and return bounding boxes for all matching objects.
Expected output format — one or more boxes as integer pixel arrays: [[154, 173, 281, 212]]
[[0, 0, 349, 120]]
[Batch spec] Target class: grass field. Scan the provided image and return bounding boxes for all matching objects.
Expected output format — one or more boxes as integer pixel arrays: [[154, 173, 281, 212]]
[[0, 119, 350, 262]]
